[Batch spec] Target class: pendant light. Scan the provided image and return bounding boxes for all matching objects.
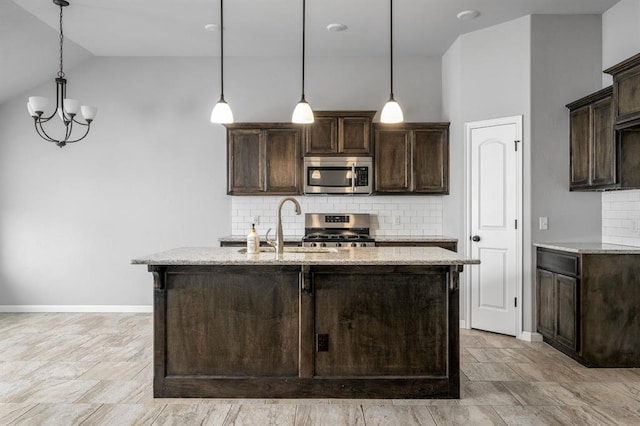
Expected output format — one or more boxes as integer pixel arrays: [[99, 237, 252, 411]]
[[292, 0, 314, 124], [210, 0, 233, 124], [380, 0, 404, 123], [27, 0, 97, 148]]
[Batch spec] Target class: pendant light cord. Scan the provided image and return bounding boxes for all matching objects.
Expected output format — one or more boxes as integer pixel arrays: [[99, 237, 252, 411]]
[[220, 0, 224, 98], [389, 0, 393, 98], [301, 0, 306, 98], [58, 3, 65, 78]]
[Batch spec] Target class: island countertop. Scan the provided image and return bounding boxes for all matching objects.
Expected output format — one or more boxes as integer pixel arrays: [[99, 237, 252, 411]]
[[131, 246, 479, 266]]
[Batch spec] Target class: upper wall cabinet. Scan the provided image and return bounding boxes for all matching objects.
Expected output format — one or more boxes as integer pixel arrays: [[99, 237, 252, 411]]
[[305, 111, 375, 155], [566, 87, 616, 190], [374, 123, 449, 195], [226, 123, 302, 195], [605, 52, 640, 130]]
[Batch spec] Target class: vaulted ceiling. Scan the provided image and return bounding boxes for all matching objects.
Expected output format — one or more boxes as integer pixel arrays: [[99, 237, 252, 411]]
[[1, 0, 620, 104]]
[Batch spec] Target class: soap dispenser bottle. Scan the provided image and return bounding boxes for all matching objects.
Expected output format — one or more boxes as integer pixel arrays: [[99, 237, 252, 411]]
[[247, 223, 259, 254]]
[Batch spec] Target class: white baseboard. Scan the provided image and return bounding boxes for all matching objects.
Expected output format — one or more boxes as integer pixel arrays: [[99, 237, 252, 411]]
[[0, 305, 153, 313], [459, 320, 467, 329], [520, 331, 543, 342]]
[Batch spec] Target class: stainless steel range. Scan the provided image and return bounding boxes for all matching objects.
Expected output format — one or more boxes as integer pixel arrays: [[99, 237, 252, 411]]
[[302, 213, 374, 248]]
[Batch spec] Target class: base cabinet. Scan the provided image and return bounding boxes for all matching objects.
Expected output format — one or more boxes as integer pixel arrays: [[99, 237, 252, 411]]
[[150, 263, 460, 398], [375, 241, 457, 252], [536, 248, 640, 367]]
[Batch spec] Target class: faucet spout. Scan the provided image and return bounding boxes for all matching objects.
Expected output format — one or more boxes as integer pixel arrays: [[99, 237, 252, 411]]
[[276, 197, 302, 254]]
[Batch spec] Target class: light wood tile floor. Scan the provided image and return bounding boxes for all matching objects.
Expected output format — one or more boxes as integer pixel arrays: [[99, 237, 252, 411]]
[[1, 313, 639, 425]]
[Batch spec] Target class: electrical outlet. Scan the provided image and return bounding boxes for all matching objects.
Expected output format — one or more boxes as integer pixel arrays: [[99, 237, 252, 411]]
[[253, 215, 260, 225], [316, 334, 329, 352], [394, 215, 401, 225], [539, 217, 548, 230]]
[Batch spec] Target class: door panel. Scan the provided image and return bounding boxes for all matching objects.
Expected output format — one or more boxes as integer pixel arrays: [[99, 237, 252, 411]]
[[536, 268, 555, 339], [556, 274, 578, 351], [470, 120, 520, 336]]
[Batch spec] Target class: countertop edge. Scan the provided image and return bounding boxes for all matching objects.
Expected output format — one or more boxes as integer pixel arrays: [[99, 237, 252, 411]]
[[534, 242, 640, 254]]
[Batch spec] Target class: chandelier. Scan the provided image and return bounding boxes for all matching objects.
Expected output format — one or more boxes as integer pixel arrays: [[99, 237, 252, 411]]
[[26, 0, 97, 148]]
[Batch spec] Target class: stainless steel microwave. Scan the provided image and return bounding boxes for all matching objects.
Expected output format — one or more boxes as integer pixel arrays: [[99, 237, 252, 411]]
[[303, 156, 373, 195]]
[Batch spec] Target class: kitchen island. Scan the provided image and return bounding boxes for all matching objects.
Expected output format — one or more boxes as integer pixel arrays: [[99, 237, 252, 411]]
[[131, 246, 479, 399]]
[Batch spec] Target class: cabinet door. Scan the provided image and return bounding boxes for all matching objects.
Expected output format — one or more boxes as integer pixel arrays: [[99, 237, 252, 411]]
[[591, 96, 616, 187], [569, 106, 591, 189], [374, 129, 410, 193], [305, 117, 337, 154], [413, 129, 449, 194], [536, 268, 555, 339], [313, 267, 448, 377], [555, 273, 579, 352], [265, 129, 301, 194], [228, 129, 264, 194], [338, 117, 371, 154]]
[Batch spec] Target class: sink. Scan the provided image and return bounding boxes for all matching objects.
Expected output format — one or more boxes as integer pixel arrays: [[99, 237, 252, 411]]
[[237, 247, 338, 254]]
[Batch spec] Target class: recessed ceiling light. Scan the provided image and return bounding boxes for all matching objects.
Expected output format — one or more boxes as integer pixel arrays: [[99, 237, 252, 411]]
[[204, 23, 219, 32], [457, 9, 480, 20], [326, 23, 348, 32]]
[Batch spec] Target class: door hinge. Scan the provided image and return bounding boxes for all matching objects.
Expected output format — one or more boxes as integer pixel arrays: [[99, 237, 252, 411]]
[[515, 219, 518, 229], [514, 140, 520, 151], [514, 297, 517, 308]]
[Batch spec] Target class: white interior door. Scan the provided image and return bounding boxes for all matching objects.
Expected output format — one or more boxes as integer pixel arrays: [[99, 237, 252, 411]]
[[467, 117, 522, 336]]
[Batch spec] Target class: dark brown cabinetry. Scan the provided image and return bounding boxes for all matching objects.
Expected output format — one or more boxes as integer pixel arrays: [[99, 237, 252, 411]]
[[536, 247, 640, 367], [226, 124, 302, 195], [605, 52, 640, 129], [566, 87, 615, 190], [374, 123, 449, 194], [304, 111, 375, 155]]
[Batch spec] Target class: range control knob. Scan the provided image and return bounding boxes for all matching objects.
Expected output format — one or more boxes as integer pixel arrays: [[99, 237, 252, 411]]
[[310, 242, 317, 247], [351, 242, 357, 247], [337, 243, 342, 247], [361, 243, 367, 247], [320, 242, 327, 247]]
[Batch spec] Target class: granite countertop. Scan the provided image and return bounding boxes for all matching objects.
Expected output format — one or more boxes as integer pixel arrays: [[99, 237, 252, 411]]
[[131, 246, 479, 266], [218, 235, 458, 243], [534, 242, 640, 254]]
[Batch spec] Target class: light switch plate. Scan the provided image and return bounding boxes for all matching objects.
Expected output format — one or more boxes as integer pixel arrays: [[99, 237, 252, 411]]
[[539, 217, 548, 230]]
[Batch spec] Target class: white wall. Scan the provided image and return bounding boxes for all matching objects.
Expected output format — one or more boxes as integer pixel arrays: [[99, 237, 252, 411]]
[[602, 0, 640, 246], [0, 54, 442, 307], [530, 15, 604, 242]]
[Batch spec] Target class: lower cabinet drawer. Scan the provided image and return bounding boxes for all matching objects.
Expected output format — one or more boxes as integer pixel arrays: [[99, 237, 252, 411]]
[[536, 250, 579, 277]]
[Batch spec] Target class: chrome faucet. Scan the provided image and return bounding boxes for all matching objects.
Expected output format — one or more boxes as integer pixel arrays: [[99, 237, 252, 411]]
[[266, 197, 302, 254]]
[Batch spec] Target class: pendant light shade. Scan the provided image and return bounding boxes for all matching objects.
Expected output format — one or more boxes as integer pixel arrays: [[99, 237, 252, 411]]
[[381, 96, 404, 123], [292, 0, 314, 124], [292, 96, 314, 124], [380, 0, 404, 124], [211, 0, 233, 124], [211, 96, 233, 124]]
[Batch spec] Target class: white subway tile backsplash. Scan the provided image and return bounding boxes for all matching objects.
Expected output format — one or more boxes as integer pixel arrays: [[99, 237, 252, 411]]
[[602, 190, 640, 247], [231, 195, 443, 237]]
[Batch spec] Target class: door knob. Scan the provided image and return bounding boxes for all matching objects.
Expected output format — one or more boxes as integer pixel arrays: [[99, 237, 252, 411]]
[[471, 235, 481, 242]]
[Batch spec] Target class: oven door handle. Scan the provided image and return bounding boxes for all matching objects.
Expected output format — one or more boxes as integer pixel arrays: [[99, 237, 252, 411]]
[[351, 163, 356, 193]]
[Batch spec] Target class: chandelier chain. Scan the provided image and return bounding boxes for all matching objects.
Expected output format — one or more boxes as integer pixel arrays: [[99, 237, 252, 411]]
[[58, 3, 65, 78]]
